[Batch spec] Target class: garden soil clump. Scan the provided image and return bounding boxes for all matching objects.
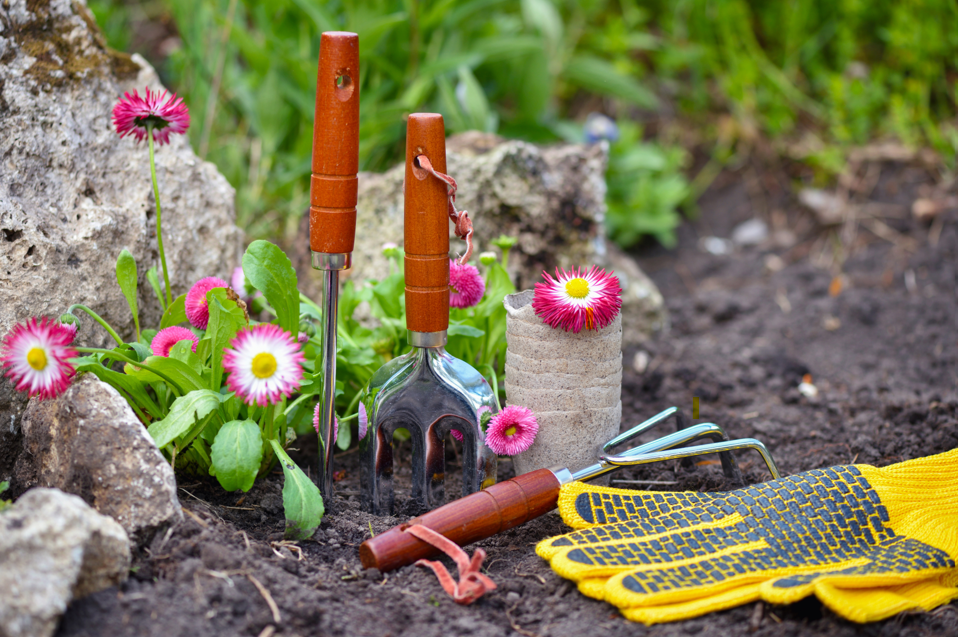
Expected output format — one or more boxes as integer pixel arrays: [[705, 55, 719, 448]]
[[57, 160, 958, 636]]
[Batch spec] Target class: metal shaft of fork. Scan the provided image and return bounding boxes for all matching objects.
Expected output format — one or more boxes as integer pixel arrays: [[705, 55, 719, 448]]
[[317, 268, 339, 499]]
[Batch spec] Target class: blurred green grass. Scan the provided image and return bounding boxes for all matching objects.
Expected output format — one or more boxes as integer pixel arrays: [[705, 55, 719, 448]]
[[89, 0, 958, 248]]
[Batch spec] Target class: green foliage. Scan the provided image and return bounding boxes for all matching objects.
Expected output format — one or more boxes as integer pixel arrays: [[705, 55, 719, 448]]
[[605, 122, 690, 249], [88, 0, 675, 243], [0, 481, 10, 512], [270, 439, 325, 539], [115, 249, 140, 341], [210, 419, 263, 492]]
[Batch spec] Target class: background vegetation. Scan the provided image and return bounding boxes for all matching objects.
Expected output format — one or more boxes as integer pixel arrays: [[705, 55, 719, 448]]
[[89, 0, 958, 247]]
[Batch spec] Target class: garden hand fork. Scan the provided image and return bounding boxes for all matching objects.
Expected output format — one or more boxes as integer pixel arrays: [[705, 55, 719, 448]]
[[310, 32, 360, 499], [358, 114, 498, 515]]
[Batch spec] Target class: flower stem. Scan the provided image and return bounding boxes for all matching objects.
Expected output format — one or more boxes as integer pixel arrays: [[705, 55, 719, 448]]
[[147, 125, 173, 307], [66, 304, 124, 346]]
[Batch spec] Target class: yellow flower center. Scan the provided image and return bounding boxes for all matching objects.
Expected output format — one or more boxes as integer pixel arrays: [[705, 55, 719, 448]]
[[27, 347, 48, 371], [504, 425, 517, 437], [251, 352, 277, 379], [565, 277, 590, 299]]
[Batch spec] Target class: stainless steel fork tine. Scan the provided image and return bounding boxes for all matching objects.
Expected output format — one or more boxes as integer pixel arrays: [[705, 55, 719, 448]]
[[600, 437, 781, 480]]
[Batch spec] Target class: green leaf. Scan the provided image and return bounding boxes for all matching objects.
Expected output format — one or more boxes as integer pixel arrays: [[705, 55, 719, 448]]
[[160, 294, 187, 328], [210, 420, 263, 492], [371, 272, 404, 320], [242, 240, 299, 336], [148, 389, 227, 450], [206, 289, 247, 391], [168, 340, 205, 377], [269, 439, 324, 540], [563, 55, 658, 109], [448, 324, 485, 338], [124, 356, 205, 395], [116, 249, 140, 340], [146, 266, 165, 311]]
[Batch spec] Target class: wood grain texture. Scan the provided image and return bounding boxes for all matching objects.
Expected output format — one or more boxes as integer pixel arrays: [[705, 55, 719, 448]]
[[310, 31, 360, 254], [404, 114, 450, 334], [359, 468, 561, 572]]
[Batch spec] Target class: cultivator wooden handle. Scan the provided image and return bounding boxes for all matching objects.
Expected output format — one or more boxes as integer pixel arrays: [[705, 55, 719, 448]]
[[310, 31, 360, 255], [359, 468, 561, 572], [404, 114, 450, 335]]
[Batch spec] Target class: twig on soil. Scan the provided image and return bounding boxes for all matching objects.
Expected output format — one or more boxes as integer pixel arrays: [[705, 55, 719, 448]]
[[236, 530, 251, 551], [749, 601, 763, 632], [182, 508, 209, 528], [247, 574, 282, 624], [506, 602, 542, 637], [270, 541, 304, 561], [257, 626, 275, 637], [514, 567, 547, 585], [221, 505, 257, 511]]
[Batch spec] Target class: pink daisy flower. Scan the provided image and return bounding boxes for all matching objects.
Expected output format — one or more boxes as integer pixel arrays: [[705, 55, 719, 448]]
[[532, 266, 621, 333], [449, 260, 485, 308], [59, 320, 78, 343], [484, 405, 538, 456], [150, 326, 199, 357], [186, 277, 229, 330], [313, 403, 339, 443], [1, 317, 77, 400], [298, 333, 309, 349], [112, 88, 190, 146], [223, 324, 305, 406]]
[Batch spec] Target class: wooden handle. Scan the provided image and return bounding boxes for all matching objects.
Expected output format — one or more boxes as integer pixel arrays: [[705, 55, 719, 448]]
[[359, 468, 561, 572], [310, 31, 360, 255], [404, 113, 449, 333]]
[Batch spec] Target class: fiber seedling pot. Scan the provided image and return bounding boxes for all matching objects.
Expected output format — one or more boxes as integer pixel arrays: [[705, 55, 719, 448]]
[[503, 290, 622, 478]]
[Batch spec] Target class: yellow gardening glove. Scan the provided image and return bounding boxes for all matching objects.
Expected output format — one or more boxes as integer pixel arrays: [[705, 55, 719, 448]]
[[537, 449, 958, 624]]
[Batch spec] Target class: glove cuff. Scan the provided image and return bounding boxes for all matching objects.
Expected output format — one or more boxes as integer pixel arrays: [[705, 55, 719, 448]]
[[862, 448, 958, 556]]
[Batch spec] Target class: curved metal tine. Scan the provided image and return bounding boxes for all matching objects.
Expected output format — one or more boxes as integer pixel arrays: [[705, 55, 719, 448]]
[[603, 407, 679, 453], [571, 423, 728, 483], [601, 438, 781, 481]]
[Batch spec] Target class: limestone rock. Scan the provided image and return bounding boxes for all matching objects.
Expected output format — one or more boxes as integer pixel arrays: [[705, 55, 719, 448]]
[[292, 132, 665, 345], [0, 488, 131, 637], [15, 374, 182, 544], [0, 0, 244, 474]]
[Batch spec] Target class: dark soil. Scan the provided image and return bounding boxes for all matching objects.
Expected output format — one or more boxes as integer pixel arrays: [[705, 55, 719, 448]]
[[56, 158, 958, 637]]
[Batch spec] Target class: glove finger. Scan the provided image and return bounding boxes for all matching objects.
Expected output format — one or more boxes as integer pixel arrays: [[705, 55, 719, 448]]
[[761, 535, 956, 606], [557, 481, 724, 529], [537, 505, 746, 562], [812, 577, 958, 623], [620, 582, 762, 625], [543, 515, 760, 581]]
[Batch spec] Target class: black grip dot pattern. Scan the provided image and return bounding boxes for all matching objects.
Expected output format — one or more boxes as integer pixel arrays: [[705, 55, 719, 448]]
[[552, 466, 954, 595]]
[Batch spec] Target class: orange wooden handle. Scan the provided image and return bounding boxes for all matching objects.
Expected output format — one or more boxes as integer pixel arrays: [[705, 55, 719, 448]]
[[404, 113, 449, 333], [310, 31, 360, 255], [359, 468, 561, 572]]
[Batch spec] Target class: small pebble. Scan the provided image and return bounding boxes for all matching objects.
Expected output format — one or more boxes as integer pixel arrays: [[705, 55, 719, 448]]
[[506, 592, 521, 603]]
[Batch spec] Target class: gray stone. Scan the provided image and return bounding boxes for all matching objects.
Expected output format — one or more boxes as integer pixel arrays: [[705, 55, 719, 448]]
[[0, 0, 244, 474], [0, 488, 131, 637], [14, 374, 182, 544], [293, 132, 665, 346]]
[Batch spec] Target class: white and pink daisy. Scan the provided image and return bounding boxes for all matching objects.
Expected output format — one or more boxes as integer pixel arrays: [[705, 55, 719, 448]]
[[532, 266, 621, 333], [449, 259, 485, 308], [1, 317, 77, 400], [313, 403, 339, 442], [484, 405, 538, 456], [223, 324, 305, 406], [186, 276, 229, 330], [150, 326, 199, 357], [112, 88, 190, 146]]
